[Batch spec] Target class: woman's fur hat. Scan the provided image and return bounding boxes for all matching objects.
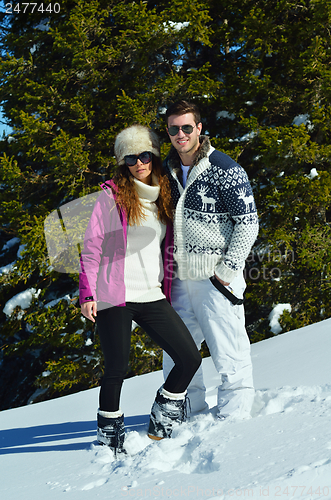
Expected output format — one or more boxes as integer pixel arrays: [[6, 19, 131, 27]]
[[114, 124, 160, 166]]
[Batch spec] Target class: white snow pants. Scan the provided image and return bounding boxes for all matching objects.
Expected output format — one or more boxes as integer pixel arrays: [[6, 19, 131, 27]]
[[163, 274, 254, 420]]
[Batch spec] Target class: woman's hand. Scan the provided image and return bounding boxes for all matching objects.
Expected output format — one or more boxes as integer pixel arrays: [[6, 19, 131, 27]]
[[81, 301, 97, 322]]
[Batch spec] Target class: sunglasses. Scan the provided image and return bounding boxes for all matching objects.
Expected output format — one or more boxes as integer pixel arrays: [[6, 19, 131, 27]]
[[124, 151, 152, 167], [167, 124, 196, 136]]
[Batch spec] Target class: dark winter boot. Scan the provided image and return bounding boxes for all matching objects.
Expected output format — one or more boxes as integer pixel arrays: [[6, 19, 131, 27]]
[[97, 409, 125, 454], [148, 387, 188, 440]]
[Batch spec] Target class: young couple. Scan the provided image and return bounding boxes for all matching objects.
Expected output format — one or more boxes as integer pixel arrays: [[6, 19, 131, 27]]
[[79, 100, 259, 454]]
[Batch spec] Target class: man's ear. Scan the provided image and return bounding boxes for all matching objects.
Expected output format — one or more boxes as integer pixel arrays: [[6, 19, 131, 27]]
[[196, 122, 203, 136]]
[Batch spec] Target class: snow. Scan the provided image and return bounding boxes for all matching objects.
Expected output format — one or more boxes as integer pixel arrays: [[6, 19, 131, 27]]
[[44, 295, 72, 309], [3, 287, 41, 317], [292, 114, 314, 132], [163, 21, 190, 32], [216, 111, 235, 120], [0, 239, 24, 275], [0, 261, 15, 275], [35, 20, 50, 31], [1, 237, 20, 251], [1, 318, 331, 499], [293, 114, 309, 126], [229, 131, 257, 143], [268, 304, 291, 334], [17, 243, 27, 258], [307, 168, 318, 180]]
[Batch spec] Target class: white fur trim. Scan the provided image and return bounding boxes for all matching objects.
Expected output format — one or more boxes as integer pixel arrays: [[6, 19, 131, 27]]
[[114, 125, 160, 165], [160, 387, 186, 400], [98, 408, 123, 418]]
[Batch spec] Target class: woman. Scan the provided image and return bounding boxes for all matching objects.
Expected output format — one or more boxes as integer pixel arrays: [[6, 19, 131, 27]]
[[79, 125, 201, 454]]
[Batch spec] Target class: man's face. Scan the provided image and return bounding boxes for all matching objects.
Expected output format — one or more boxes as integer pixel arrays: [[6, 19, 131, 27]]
[[167, 113, 202, 158]]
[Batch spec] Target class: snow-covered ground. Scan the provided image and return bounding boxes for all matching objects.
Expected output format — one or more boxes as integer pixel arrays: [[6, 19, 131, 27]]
[[1, 318, 331, 500]]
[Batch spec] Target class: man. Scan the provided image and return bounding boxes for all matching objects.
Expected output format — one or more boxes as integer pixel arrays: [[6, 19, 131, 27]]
[[163, 100, 259, 420]]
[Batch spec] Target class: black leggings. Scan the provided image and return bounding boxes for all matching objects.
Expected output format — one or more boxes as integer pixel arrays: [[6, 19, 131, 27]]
[[96, 299, 201, 412]]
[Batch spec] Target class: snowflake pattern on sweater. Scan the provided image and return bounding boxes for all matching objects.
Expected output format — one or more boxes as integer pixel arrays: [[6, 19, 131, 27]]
[[164, 137, 259, 283]]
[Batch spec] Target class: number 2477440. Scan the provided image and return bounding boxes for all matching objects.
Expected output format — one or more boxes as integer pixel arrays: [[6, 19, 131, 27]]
[[5, 3, 60, 14]]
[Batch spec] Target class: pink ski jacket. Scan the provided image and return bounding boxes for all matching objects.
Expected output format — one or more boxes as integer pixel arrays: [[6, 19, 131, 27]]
[[79, 180, 174, 308]]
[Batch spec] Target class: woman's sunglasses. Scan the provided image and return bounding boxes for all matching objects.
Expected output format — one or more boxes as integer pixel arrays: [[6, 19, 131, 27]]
[[167, 124, 196, 136], [124, 151, 152, 167]]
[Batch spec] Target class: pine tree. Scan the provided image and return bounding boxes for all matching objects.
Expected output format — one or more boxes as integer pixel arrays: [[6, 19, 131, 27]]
[[1, 0, 330, 408], [219, 0, 331, 336], [0, 0, 214, 408]]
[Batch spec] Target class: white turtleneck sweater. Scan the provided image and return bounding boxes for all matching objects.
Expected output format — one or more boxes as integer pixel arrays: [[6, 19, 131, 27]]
[[124, 177, 167, 303]]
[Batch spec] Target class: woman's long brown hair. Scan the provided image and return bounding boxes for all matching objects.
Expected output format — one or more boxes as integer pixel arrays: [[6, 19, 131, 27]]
[[112, 155, 174, 226]]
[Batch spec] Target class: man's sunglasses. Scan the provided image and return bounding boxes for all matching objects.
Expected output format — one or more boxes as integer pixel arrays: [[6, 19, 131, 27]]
[[124, 151, 152, 167], [167, 124, 196, 136]]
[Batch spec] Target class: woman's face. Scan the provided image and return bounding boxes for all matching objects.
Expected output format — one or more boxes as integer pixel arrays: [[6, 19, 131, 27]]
[[125, 151, 153, 185]]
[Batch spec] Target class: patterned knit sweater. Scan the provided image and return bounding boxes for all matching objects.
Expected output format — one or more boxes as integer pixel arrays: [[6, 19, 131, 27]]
[[164, 136, 259, 283]]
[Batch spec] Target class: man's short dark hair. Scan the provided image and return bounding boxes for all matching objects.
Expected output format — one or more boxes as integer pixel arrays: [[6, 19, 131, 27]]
[[165, 100, 201, 125]]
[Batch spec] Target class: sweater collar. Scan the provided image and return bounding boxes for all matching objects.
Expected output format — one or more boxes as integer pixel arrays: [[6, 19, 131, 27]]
[[133, 175, 160, 202], [166, 135, 211, 185]]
